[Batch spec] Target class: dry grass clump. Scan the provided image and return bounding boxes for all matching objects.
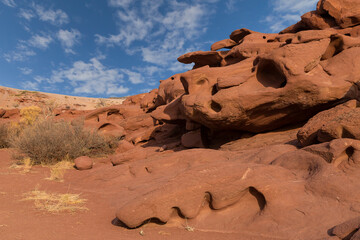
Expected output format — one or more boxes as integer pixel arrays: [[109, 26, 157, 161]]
[[10, 119, 115, 165], [23, 187, 87, 213], [9, 157, 34, 174], [45, 158, 74, 182], [20, 106, 42, 126]]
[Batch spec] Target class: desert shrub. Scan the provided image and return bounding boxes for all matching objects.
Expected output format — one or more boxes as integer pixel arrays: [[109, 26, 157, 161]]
[[9, 119, 115, 165], [0, 123, 10, 148], [20, 106, 42, 126]]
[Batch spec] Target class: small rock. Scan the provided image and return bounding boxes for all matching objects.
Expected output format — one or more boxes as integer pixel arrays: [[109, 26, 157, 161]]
[[181, 129, 205, 148], [74, 156, 93, 170]]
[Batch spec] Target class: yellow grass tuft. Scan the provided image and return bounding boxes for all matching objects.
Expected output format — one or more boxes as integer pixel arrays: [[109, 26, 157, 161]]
[[45, 158, 74, 182], [22, 187, 87, 213], [20, 106, 42, 126], [10, 157, 33, 173]]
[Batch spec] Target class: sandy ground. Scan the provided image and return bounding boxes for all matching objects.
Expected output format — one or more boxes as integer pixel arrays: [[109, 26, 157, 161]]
[[0, 149, 245, 240], [0, 86, 126, 110]]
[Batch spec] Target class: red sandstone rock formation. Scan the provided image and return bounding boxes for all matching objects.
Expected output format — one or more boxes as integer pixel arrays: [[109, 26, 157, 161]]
[[105, 1, 360, 238], [3, 0, 359, 238]]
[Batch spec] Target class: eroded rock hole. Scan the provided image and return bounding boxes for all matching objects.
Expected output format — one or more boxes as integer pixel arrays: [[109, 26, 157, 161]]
[[285, 38, 292, 44], [256, 59, 287, 88], [211, 84, 218, 95], [249, 187, 266, 211], [346, 147, 355, 159], [210, 101, 222, 112]]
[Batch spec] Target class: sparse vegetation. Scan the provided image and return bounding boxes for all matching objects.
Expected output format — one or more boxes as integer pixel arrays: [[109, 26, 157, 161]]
[[0, 123, 10, 148], [9, 119, 115, 165], [9, 157, 33, 173], [20, 106, 42, 126], [96, 98, 107, 108], [184, 218, 195, 232], [42, 100, 59, 118], [22, 187, 87, 213], [45, 157, 74, 182]]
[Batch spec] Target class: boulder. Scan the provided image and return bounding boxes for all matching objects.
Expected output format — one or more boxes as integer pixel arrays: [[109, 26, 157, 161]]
[[74, 156, 93, 170], [181, 129, 205, 148]]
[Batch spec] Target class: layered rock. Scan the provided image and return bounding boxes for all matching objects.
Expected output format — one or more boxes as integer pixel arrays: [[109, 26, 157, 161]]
[[140, 1, 360, 146], [101, 0, 360, 238]]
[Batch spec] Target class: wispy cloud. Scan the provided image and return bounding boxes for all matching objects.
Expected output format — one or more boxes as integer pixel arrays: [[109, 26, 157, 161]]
[[3, 34, 52, 62], [272, 0, 318, 13], [225, 0, 237, 13], [18, 9, 35, 20], [1, 0, 16, 7], [19, 67, 33, 75], [108, 0, 132, 8], [33, 4, 69, 25], [19, 4, 69, 25], [96, 0, 215, 84], [57, 29, 81, 54], [3, 43, 36, 62], [39, 58, 130, 95], [264, 0, 318, 32], [28, 34, 53, 49], [22, 81, 39, 90], [121, 69, 144, 84]]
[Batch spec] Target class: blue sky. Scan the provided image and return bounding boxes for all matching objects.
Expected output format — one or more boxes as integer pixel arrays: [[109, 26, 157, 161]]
[[0, 0, 318, 98]]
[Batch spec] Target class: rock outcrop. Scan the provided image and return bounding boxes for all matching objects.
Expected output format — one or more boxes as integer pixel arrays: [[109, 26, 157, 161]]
[[150, 0, 360, 141], [102, 1, 360, 238], [3, 0, 358, 239]]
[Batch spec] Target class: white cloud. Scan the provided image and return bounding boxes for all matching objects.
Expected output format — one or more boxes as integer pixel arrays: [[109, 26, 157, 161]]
[[1, 0, 16, 7], [96, 0, 214, 81], [4, 34, 53, 62], [19, 67, 33, 75], [3, 44, 35, 62], [121, 69, 144, 84], [22, 81, 39, 91], [28, 34, 53, 49], [265, 0, 318, 32], [47, 58, 129, 95], [272, 0, 318, 14], [32, 4, 69, 25], [162, 4, 207, 38], [96, 9, 154, 47], [96, 1, 211, 47], [34, 76, 48, 83], [225, 0, 237, 12], [108, 0, 132, 8], [57, 29, 81, 54], [18, 9, 35, 20]]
